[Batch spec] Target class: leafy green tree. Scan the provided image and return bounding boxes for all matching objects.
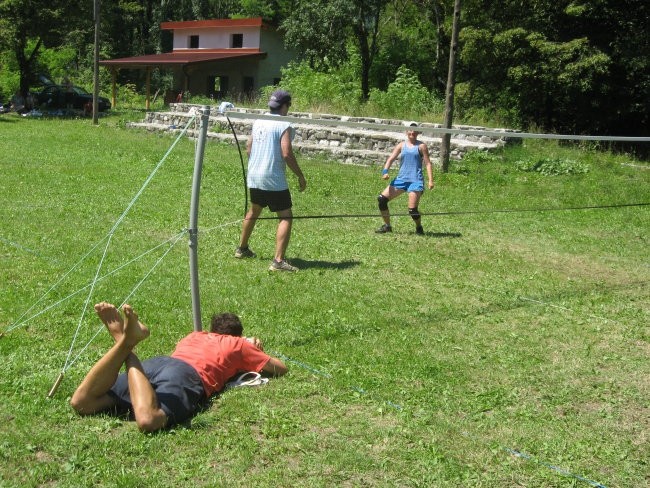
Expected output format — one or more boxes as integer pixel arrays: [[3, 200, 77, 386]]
[[283, 0, 389, 100], [458, 0, 648, 138], [281, 0, 352, 69], [0, 0, 88, 96]]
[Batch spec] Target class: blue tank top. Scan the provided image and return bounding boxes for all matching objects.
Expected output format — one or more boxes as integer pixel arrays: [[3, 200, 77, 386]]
[[397, 140, 423, 183]]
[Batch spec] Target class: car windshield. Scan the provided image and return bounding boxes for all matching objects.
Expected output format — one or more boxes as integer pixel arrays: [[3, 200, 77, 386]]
[[72, 86, 90, 95]]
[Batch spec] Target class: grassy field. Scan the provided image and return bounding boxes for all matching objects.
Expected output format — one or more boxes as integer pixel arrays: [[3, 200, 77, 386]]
[[0, 111, 648, 487]]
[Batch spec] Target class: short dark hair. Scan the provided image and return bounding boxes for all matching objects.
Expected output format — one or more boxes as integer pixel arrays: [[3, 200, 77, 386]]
[[210, 312, 243, 336]]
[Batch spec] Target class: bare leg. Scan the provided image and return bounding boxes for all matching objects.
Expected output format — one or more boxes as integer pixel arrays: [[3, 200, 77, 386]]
[[380, 187, 404, 226], [122, 305, 168, 433], [239, 203, 263, 249], [274, 208, 293, 261], [70, 303, 149, 415], [408, 191, 423, 227]]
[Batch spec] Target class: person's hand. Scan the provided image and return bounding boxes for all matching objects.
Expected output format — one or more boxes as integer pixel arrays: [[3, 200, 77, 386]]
[[298, 175, 307, 192], [382, 173, 390, 180], [428, 180, 435, 190], [246, 336, 264, 351]]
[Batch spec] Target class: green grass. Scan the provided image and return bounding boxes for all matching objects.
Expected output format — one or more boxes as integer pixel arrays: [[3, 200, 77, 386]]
[[0, 112, 648, 487]]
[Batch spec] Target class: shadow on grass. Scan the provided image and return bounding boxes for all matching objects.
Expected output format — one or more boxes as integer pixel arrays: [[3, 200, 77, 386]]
[[422, 231, 463, 238], [290, 258, 361, 270]]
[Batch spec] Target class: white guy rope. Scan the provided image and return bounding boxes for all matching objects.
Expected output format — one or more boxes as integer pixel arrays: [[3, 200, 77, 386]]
[[5, 230, 188, 334], [63, 229, 187, 372]]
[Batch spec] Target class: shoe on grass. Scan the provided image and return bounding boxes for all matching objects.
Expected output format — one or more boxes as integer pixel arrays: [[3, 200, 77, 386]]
[[234, 246, 256, 259], [415, 225, 424, 235], [375, 224, 392, 233], [269, 259, 298, 272]]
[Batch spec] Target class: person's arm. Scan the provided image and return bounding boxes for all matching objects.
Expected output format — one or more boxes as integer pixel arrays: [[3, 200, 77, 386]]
[[261, 356, 288, 377], [246, 133, 253, 158], [245, 337, 288, 377], [281, 129, 306, 191], [420, 143, 434, 189], [382, 142, 403, 180]]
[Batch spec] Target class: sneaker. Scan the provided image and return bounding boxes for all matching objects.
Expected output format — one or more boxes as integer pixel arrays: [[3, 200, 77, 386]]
[[415, 225, 424, 235], [234, 246, 256, 259], [375, 224, 392, 233], [269, 259, 298, 272]]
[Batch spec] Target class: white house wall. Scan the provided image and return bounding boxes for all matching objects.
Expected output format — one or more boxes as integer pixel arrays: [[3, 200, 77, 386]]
[[172, 27, 261, 50]]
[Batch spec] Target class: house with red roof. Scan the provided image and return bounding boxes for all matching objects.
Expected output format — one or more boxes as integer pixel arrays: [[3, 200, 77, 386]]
[[100, 17, 295, 108]]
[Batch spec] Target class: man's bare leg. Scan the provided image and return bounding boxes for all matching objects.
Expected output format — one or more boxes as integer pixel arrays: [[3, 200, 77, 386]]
[[70, 303, 149, 415], [274, 208, 293, 262], [239, 203, 263, 249], [122, 305, 168, 432]]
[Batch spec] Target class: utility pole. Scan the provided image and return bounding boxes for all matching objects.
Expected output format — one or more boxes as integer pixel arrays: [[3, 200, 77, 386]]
[[440, 0, 461, 172], [93, 0, 100, 125]]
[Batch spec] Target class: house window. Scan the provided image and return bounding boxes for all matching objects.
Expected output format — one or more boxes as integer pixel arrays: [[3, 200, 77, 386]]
[[189, 35, 199, 49], [231, 33, 243, 48]]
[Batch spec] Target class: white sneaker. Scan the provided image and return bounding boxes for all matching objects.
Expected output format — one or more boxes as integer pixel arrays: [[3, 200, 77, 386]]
[[269, 259, 298, 272]]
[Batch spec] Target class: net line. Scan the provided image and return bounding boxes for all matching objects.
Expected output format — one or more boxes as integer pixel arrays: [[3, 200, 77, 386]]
[[224, 111, 650, 142]]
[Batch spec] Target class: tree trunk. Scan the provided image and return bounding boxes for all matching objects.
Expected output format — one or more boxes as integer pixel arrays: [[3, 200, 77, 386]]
[[440, 0, 461, 173]]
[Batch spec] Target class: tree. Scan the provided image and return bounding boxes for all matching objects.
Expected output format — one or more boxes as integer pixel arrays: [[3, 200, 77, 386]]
[[457, 0, 649, 140], [281, 0, 352, 69], [283, 0, 389, 100], [0, 0, 88, 96]]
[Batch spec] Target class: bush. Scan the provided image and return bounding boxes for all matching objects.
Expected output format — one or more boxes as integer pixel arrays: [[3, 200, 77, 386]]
[[463, 149, 501, 165], [514, 157, 589, 175], [368, 65, 443, 118], [274, 60, 362, 113]]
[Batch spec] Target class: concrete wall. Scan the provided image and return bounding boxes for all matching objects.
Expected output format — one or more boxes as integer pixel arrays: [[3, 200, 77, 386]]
[[129, 104, 521, 166]]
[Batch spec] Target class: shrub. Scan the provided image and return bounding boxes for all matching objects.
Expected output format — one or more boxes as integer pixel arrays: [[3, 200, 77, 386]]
[[368, 65, 443, 118], [274, 60, 362, 113], [514, 157, 589, 175]]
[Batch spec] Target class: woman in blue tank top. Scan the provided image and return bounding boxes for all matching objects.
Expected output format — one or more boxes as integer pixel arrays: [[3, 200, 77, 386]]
[[376, 122, 434, 234]]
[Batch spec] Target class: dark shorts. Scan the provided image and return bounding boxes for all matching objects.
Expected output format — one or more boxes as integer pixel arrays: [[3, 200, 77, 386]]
[[108, 356, 205, 427], [249, 188, 292, 212]]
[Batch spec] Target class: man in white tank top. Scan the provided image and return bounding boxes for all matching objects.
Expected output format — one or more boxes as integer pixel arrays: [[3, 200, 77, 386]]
[[235, 90, 307, 271]]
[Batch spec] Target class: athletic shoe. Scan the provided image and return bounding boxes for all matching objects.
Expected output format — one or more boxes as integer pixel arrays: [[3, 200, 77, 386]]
[[269, 259, 298, 272], [416, 225, 424, 235], [375, 224, 392, 233], [234, 246, 256, 259]]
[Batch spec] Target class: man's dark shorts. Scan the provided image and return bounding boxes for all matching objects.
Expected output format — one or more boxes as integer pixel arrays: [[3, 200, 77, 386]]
[[108, 356, 205, 427], [249, 188, 292, 212]]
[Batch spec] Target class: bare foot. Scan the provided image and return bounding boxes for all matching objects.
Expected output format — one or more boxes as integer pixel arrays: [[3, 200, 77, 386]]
[[94, 302, 124, 341], [122, 304, 150, 346]]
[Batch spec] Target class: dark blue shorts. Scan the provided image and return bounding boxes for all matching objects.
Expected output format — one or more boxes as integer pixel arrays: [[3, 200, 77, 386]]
[[249, 188, 292, 212], [108, 356, 205, 427]]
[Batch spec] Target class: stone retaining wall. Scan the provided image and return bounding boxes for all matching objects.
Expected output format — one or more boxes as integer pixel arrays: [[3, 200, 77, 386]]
[[128, 103, 520, 166]]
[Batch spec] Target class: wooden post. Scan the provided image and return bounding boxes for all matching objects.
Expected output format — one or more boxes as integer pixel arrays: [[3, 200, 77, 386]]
[[145, 67, 151, 110], [440, 0, 462, 172], [111, 68, 117, 109], [92, 0, 100, 124]]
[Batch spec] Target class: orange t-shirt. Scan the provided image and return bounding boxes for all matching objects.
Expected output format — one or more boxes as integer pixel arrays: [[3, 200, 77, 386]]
[[171, 332, 271, 397]]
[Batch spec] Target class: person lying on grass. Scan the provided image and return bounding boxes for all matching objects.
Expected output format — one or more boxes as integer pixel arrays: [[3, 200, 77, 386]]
[[70, 302, 287, 432]]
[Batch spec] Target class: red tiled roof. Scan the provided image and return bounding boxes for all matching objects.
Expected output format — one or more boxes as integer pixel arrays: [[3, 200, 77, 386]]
[[99, 49, 266, 68], [160, 17, 264, 30]]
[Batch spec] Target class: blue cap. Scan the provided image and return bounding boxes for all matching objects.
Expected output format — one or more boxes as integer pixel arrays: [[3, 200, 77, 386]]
[[268, 90, 291, 109]]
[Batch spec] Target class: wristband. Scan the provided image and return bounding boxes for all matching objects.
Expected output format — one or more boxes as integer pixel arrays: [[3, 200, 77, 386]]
[[381, 168, 389, 175]]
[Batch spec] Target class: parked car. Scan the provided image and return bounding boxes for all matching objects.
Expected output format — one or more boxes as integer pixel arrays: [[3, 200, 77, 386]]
[[35, 84, 111, 112]]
